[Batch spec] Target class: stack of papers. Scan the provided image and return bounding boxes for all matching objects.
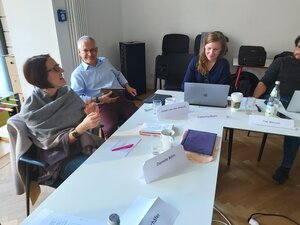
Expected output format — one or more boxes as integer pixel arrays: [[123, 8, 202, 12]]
[[139, 123, 174, 136]]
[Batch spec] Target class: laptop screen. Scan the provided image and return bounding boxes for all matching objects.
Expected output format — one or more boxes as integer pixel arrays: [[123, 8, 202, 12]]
[[184, 82, 230, 108]]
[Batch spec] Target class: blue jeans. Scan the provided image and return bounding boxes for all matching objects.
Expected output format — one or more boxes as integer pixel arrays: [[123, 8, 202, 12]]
[[281, 136, 300, 168], [59, 154, 89, 181]]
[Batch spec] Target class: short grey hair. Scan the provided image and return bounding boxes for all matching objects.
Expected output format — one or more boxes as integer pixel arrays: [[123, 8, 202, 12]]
[[77, 35, 96, 49]]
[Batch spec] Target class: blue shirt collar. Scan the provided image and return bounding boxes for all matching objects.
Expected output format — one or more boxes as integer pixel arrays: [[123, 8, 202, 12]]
[[81, 58, 103, 70]]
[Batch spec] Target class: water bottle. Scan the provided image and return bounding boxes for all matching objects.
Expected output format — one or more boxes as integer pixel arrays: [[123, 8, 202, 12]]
[[265, 97, 276, 117], [107, 213, 120, 225], [270, 81, 280, 110]]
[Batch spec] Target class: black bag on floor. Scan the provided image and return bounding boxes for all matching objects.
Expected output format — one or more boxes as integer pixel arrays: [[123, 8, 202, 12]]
[[238, 46, 266, 66]]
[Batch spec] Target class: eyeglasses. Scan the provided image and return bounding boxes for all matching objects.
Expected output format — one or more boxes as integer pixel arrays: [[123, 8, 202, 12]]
[[81, 47, 98, 53], [47, 64, 61, 73]]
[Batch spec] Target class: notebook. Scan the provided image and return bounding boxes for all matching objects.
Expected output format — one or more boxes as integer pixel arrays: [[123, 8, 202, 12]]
[[181, 129, 217, 156], [184, 82, 230, 107], [143, 94, 172, 105], [286, 90, 300, 113]]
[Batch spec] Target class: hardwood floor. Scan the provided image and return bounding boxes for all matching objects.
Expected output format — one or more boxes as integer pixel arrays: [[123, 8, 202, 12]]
[[0, 91, 299, 225], [216, 131, 300, 225]]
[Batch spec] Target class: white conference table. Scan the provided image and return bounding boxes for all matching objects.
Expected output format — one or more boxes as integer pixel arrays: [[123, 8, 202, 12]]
[[20, 90, 300, 225]]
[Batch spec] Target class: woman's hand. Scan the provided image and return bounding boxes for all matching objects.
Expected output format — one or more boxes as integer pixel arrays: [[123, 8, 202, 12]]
[[68, 111, 101, 144], [78, 112, 101, 131]]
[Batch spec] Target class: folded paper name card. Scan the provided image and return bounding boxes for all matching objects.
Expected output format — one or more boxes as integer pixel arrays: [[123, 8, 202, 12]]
[[157, 102, 189, 119], [248, 115, 295, 129], [181, 129, 217, 163], [121, 196, 179, 225], [143, 145, 188, 183]]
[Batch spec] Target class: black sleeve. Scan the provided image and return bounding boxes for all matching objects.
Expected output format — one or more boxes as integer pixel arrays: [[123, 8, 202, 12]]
[[260, 58, 282, 88]]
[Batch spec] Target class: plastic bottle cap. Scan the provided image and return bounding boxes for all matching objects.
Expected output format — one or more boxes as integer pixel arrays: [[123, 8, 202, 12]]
[[275, 81, 280, 85], [108, 213, 120, 225]]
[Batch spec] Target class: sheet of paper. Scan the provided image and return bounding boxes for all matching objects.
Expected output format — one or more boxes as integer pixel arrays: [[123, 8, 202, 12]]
[[28, 208, 105, 225], [189, 111, 227, 120], [104, 136, 142, 157]]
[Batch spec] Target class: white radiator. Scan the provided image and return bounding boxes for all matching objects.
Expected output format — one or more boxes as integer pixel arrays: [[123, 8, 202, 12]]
[[66, 0, 88, 67]]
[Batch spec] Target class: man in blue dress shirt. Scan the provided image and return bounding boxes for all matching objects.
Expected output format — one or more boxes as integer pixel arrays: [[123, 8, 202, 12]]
[[71, 36, 138, 138]]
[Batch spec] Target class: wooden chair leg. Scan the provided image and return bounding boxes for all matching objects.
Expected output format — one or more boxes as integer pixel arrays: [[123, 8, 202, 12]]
[[257, 133, 268, 162]]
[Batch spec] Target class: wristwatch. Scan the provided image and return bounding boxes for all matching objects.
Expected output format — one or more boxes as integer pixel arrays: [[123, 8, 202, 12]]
[[71, 130, 81, 139]]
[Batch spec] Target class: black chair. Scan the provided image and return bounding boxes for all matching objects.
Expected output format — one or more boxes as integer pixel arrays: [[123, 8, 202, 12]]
[[164, 53, 194, 91], [19, 145, 62, 216], [154, 34, 190, 90], [194, 34, 202, 55], [7, 115, 61, 216], [229, 71, 259, 96]]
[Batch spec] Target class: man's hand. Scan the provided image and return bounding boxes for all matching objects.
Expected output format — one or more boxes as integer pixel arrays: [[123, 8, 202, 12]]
[[124, 83, 137, 96], [100, 91, 119, 104]]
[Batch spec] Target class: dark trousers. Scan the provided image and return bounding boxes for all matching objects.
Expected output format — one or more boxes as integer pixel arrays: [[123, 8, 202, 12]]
[[281, 136, 300, 168], [59, 154, 89, 181], [98, 96, 138, 138]]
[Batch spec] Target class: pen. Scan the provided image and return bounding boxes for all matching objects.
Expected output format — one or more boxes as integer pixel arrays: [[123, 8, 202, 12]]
[[255, 104, 261, 112], [112, 144, 134, 151]]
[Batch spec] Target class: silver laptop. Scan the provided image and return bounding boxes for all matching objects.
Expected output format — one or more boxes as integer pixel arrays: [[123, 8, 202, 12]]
[[287, 90, 300, 112], [184, 82, 230, 107]]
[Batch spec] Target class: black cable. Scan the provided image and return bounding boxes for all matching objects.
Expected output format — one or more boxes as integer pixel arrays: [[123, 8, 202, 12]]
[[248, 212, 299, 225]]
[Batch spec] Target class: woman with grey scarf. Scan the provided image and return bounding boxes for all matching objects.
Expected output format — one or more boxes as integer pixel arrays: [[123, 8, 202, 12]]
[[19, 54, 104, 186]]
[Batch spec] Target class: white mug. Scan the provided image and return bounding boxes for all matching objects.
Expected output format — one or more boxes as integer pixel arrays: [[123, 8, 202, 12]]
[[160, 129, 175, 151]]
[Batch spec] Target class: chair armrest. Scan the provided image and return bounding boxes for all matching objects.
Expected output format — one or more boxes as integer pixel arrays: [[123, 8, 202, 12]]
[[19, 154, 49, 167]]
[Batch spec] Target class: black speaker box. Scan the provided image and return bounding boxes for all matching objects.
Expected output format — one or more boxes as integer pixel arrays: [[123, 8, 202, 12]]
[[119, 42, 146, 95]]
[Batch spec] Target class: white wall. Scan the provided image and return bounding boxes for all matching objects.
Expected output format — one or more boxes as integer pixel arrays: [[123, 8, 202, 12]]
[[85, 0, 123, 68], [2, 0, 62, 98], [3, 0, 300, 95], [119, 0, 300, 86]]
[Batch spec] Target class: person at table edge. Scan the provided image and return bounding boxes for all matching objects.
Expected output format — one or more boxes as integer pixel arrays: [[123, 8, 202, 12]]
[[181, 31, 230, 90], [253, 34, 300, 185], [71, 36, 138, 138]]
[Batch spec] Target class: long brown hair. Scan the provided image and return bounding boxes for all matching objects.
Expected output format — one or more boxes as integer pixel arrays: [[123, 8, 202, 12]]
[[197, 31, 228, 75]]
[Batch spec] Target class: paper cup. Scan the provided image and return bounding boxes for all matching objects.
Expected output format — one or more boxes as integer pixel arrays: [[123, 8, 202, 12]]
[[231, 92, 243, 111]]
